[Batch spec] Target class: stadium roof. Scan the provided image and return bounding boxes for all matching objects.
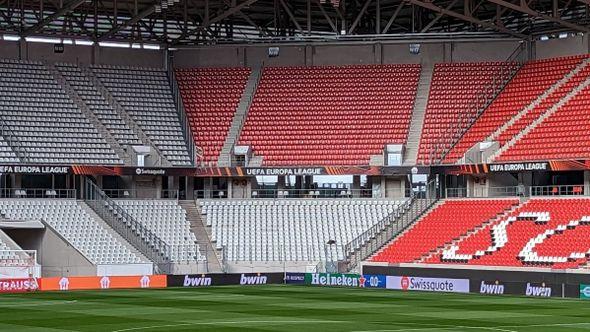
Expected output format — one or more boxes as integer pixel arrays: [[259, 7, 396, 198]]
[[0, 0, 588, 46]]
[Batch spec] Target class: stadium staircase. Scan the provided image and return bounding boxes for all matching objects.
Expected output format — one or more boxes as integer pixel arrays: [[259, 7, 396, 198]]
[[179, 201, 223, 273], [403, 63, 433, 166], [80, 66, 171, 167], [47, 63, 132, 165], [343, 182, 438, 272], [488, 59, 590, 162], [84, 179, 171, 273], [218, 66, 262, 167]]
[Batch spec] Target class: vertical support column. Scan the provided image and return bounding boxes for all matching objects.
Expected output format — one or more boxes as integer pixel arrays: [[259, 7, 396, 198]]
[[186, 177, 194, 200], [352, 175, 361, 198], [227, 179, 234, 199], [584, 171, 590, 196]]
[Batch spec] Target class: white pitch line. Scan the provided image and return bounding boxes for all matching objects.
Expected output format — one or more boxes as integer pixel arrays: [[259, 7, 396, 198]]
[[0, 300, 77, 308], [111, 319, 342, 332]]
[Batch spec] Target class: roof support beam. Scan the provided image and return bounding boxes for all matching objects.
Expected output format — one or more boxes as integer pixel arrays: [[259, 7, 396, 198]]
[[485, 0, 590, 32], [406, 0, 528, 38], [316, 0, 338, 32], [278, 0, 304, 33], [348, 0, 372, 34], [421, 0, 459, 32], [382, 1, 404, 34], [21, 0, 87, 36], [98, 4, 156, 41]]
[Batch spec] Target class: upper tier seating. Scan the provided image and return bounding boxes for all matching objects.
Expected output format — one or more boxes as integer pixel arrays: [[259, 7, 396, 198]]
[[57, 63, 142, 147], [426, 198, 590, 269], [176, 67, 251, 164], [91, 65, 191, 166], [0, 59, 122, 164], [443, 55, 586, 163], [0, 200, 143, 265], [238, 64, 420, 166], [200, 199, 405, 261], [0, 136, 19, 163], [496, 66, 590, 161], [417, 62, 518, 165], [116, 200, 205, 262], [371, 199, 519, 263]]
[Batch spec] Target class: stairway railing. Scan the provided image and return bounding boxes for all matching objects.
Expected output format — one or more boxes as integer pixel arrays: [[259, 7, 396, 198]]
[[342, 179, 439, 271], [83, 178, 171, 273], [428, 43, 527, 165]]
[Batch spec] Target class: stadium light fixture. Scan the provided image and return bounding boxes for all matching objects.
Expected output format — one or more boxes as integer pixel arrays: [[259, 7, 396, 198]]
[[25, 36, 62, 44], [539, 35, 550, 41], [131, 43, 142, 49], [74, 39, 94, 46], [558, 32, 568, 39], [2, 34, 21, 41], [98, 41, 130, 48], [143, 44, 161, 50]]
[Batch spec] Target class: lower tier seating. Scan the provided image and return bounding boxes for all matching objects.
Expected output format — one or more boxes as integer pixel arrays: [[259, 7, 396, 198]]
[[427, 198, 590, 269], [117, 200, 205, 262], [371, 199, 519, 263], [0, 200, 143, 265], [200, 199, 405, 261]]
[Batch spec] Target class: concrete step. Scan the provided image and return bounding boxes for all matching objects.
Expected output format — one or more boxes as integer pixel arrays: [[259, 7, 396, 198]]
[[179, 201, 224, 273], [218, 67, 262, 167]]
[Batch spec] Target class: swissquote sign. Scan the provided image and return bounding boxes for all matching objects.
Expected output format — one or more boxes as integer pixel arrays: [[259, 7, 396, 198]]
[[386, 276, 469, 293]]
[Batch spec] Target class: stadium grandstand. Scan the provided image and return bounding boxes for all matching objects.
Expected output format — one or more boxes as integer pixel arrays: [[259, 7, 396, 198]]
[[3, 0, 590, 329]]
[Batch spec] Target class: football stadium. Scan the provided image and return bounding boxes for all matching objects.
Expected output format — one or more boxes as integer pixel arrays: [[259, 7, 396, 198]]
[[3, 0, 590, 330]]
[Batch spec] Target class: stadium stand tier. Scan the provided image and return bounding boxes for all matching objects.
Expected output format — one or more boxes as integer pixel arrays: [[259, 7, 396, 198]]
[[200, 199, 404, 261], [373, 198, 590, 270], [176, 67, 251, 164], [56, 63, 143, 147], [443, 55, 588, 163], [417, 62, 518, 165], [429, 198, 590, 269], [238, 64, 420, 166], [91, 65, 192, 166], [0, 200, 143, 265], [495, 65, 590, 161], [371, 199, 520, 263], [0, 59, 122, 165], [117, 200, 205, 262]]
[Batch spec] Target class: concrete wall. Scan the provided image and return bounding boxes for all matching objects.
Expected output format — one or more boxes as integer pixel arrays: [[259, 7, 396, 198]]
[[172, 39, 530, 68], [534, 34, 590, 59], [0, 40, 165, 68], [6, 228, 96, 277]]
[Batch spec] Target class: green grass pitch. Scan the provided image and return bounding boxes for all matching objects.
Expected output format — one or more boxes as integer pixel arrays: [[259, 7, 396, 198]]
[[1, 285, 590, 331]]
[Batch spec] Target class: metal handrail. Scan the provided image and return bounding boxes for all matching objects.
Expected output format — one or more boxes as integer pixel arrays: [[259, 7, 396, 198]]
[[84, 178, 171, 272], [342, 179, 439, 270], [530, 185, 585, 196], [0, 188, 76, 199], [103, 189, 179, 200], [0, 119, 28, 163]]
